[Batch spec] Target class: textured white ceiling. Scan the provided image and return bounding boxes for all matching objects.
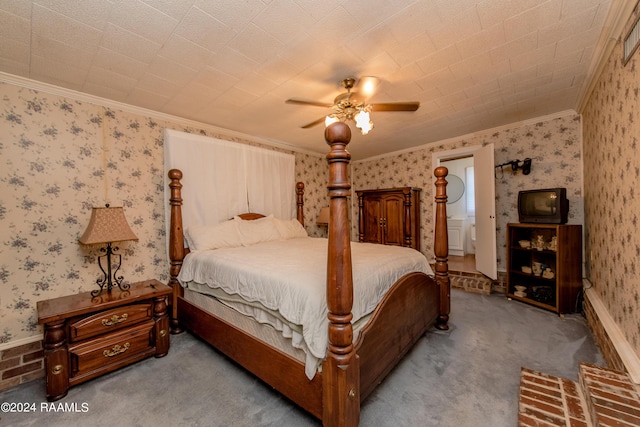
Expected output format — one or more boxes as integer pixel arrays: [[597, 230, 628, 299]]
[[0, 0, 628, 159]]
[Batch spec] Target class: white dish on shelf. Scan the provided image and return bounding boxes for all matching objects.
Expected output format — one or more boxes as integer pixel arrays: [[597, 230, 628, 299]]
[[515, 285, 527, 292], [518, 240, 531, 248], [521, 266, 532, 274], [514, 291, 526, 298]]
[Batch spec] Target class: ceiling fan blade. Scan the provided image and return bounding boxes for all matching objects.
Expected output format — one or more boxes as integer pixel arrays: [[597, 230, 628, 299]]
[[370, 102, 420, 112], [286, 99, 333, 108], [301, 117, 326, 128]]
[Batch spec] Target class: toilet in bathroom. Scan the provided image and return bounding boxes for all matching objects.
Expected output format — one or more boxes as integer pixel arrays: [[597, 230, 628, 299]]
[[470, 223, 476, 252]]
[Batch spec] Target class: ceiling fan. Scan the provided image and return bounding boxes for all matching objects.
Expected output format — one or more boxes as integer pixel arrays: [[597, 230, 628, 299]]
[[285, 77, 420, 134]]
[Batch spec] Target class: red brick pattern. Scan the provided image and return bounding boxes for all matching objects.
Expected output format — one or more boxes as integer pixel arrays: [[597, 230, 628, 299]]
[[580, 363, 640, 426], [0, 340, 44, 392], [449, 270, 492, 294], [519, 363, 640, 427], [518, 367, 589, 426]]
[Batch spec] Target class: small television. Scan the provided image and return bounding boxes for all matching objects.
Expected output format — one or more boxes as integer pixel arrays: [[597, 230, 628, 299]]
[[518, 188, 569, 224]]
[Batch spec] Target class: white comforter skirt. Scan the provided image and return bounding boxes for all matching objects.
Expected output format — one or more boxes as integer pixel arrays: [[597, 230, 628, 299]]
[[178, 237, 433, 379]]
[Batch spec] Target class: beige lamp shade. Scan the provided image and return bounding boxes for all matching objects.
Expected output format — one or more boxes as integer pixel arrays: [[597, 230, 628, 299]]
[[79, 205, 138, 245], [317, 207, 330, 225]]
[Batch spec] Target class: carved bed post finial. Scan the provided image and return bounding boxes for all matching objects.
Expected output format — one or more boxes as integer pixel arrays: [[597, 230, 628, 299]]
[[296, 182, 305, 226], [322, 122, 360, 426], [433, 166, 450, 330], [168, 169, 185, 334]]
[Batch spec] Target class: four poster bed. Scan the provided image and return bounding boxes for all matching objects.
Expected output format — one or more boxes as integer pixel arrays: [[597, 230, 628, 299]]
[[167, 122, 450, 426]]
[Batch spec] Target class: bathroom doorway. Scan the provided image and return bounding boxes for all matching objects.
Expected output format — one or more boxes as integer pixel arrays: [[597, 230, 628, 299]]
[[433, 144, 497, 280]]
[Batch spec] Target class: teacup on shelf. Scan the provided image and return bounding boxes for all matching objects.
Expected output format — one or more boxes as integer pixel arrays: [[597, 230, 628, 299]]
[[518, 240, 531, 248], [521, 266, 532, 274]]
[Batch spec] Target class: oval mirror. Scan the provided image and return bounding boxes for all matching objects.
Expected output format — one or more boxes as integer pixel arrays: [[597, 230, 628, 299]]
[[447, 174, 465, 204]]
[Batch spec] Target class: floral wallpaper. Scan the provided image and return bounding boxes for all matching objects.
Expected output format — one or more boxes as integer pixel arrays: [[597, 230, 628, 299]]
[[582, 5, 640, 360], [0, 80, 327, 345], [352, 114, 584, 268]]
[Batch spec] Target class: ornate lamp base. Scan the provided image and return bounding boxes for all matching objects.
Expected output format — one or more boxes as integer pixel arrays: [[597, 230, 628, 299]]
[[92, 242, 131, 297]]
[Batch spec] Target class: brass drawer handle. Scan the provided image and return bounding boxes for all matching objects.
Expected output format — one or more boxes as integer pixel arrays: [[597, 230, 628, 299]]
[[102, 313, 128, 327], [52, 364, 64, 375], [103, 342, 130, 358]]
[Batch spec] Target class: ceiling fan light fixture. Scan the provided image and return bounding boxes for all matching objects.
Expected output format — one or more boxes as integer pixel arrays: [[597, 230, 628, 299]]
[[355, 110, 373, 135], [325, 115, 340, 127], [289, 76, 418, 132]]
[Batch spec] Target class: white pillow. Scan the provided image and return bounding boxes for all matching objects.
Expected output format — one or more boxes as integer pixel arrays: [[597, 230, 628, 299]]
[[273, 217, 308, 239], [184, 220, 242, 251], [234, 215, 281, 246]]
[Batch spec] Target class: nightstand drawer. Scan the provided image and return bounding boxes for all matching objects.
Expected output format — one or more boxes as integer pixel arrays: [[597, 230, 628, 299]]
[[68, 320, 155, 380], [68, 303, 153, 343]]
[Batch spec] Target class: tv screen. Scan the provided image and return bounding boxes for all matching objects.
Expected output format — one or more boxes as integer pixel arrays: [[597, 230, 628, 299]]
[[518, 188, 568, 224]]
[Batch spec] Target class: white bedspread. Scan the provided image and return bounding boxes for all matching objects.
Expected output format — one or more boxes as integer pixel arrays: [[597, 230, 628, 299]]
[[178, 237, 432, 376]]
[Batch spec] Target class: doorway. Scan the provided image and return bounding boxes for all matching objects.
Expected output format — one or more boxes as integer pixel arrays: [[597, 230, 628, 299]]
[[440, 155, 476, 271], [433, 144, 497, 280]]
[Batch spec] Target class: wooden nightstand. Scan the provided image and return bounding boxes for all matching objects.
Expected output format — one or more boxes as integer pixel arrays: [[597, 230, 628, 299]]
[[37, 279, 171, 401]]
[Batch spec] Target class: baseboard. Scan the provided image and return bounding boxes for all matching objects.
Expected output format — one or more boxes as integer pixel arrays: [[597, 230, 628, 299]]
[[584, 281, 640, 383]]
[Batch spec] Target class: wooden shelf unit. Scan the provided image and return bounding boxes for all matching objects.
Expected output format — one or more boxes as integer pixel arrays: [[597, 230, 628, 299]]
[[506, 223, 582, 315]]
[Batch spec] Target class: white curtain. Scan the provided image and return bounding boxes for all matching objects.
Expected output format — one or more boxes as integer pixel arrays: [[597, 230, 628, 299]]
[[164, 129, 295, 232], [244, 145, 296, 220]]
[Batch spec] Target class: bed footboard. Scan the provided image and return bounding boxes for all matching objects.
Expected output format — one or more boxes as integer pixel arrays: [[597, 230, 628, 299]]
[[355, 272, 439, 401]]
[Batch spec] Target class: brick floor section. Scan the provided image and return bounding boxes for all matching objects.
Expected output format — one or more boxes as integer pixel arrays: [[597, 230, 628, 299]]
[[449, 270, 492, 294], [580, 363, 640, 426], [519, 363, 640, 427], [518, 367, 589, 426]]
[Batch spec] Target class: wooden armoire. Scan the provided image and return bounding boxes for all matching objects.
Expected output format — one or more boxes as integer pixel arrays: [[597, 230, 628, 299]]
[[355, 187, 421, 250]]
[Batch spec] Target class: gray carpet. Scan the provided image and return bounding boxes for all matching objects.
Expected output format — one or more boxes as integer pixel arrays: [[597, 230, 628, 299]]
[[0, 289, 604, 426]]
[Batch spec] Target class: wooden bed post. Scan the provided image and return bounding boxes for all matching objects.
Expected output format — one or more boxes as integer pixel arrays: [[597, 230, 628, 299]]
[[296, 182, 305, 225], [403, 190, 413, 248], [322, 122, 359, 427], [168, 169, 185, 334], [434, 166, 450, 330]]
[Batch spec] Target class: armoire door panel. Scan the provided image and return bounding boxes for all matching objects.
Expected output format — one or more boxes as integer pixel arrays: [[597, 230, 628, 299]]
[[362, 198, 383, 244], [382, 196, 404, 246]]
